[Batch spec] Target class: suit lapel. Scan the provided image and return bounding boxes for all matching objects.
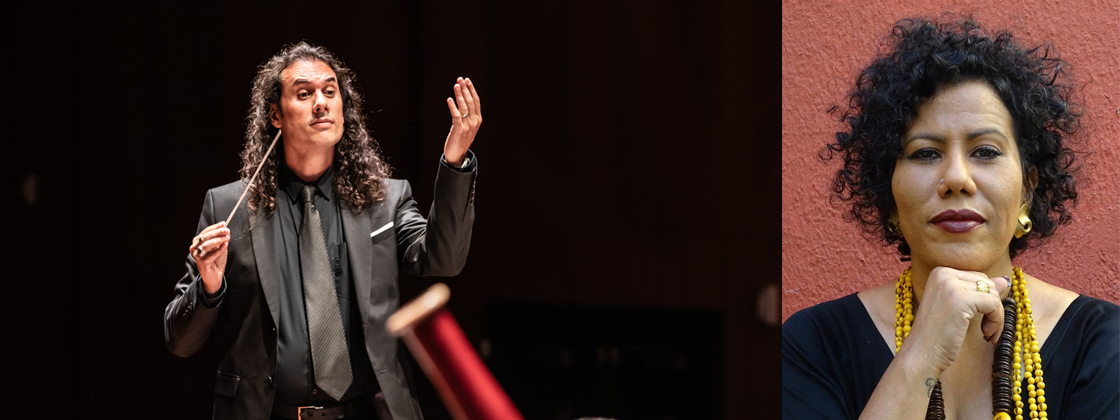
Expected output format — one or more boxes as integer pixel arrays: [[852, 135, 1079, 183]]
[[250, 207, 281, 328], [342, 204, 374, 328]]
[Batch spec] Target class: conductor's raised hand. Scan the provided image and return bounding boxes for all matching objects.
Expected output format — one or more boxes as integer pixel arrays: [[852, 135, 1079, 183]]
[[190, 221, 230, 295], [444, 77, 482, 166]]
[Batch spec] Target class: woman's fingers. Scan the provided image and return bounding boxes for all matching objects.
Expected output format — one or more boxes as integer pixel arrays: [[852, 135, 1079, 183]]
[[957, 274, 1004, 344], [994, 275, 1011, 299], [930, 268, 1006, 344], [977, 288, 1005, 343]]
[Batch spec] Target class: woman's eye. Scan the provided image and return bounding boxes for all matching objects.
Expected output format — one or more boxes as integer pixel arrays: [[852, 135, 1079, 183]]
[[908, 148, 941, 161], [973, 146, 1003, 160], [298, 92, 309, 99]]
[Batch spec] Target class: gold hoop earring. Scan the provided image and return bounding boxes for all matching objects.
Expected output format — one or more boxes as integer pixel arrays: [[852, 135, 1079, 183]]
[[888, 213, 901, 236], [1015, 203, 1032, 238]]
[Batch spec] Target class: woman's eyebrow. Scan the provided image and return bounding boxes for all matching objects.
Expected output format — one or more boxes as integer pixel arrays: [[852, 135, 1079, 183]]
[[903, 132, 945, 145], [904, 127, 1009, 145], [968, 127, 1009, 141]]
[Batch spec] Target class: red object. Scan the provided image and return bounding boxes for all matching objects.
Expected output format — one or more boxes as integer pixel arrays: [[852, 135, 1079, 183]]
[[387, 284, 523, 420], [407, 309, 523, 420]]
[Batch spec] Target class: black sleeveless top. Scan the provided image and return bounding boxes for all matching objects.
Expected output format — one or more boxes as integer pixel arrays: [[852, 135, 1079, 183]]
[[782, 294, 1119, 419]]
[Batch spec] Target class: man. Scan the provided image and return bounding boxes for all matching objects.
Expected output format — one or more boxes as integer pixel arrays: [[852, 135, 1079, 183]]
[[164, 42, 482, 420]]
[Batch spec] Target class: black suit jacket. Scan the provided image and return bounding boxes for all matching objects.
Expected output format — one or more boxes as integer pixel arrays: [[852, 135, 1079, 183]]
[[164, 161, 476, 420]]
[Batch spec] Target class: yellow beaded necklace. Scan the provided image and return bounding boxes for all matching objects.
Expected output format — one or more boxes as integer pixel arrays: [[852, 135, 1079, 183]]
[[895, 266, 1046, 420]]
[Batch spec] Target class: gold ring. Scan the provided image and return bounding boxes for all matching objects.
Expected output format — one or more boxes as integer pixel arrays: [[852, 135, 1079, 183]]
[[461, 113, 468, 118], [976, 280, 990, 294]]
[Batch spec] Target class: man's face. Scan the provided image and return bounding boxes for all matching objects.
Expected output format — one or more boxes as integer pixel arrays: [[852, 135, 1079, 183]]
[[271, 60, 345, 151]]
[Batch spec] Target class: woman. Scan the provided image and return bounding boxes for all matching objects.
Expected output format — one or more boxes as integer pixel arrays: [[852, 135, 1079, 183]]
[[781, 17, 1118, 420]]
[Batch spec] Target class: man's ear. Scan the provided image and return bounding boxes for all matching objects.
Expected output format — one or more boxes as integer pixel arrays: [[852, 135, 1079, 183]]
[[270, 103, 282, 129]]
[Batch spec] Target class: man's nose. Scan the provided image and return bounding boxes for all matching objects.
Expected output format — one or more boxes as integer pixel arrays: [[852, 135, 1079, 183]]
[[314, 91, 329, 113]]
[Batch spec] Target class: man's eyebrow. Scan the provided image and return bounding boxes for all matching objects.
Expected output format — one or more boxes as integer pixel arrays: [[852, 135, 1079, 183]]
[[291, 76, 337, 87]]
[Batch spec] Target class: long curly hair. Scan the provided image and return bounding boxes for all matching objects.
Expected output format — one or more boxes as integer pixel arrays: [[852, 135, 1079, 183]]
[[240, 41, 391, 216], [822, 16, 1081, 259]]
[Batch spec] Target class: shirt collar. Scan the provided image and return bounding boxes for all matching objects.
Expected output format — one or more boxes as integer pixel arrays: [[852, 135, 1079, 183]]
[[279, 161, 335, 203]]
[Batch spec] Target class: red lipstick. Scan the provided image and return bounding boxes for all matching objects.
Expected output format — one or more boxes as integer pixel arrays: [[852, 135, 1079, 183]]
[[930, 209, 985, 233]]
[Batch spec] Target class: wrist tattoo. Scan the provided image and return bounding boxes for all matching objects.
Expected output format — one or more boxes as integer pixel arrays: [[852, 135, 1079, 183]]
[[925, 377, 936, 397]]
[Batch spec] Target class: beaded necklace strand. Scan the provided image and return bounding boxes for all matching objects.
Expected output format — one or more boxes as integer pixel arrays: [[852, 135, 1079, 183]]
[[895, 267, 1046, 420]]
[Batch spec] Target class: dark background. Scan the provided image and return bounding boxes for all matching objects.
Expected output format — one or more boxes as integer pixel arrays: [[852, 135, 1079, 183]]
[[11, 0, 779, 418]]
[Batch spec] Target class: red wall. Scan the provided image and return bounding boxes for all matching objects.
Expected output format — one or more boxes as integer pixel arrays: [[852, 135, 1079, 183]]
[[782, 1, 1120, 321]]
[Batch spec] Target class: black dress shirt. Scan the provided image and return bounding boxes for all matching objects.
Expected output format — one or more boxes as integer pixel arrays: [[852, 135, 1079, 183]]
[[270, 162, 377, 406], [198, 152, 477, 408]]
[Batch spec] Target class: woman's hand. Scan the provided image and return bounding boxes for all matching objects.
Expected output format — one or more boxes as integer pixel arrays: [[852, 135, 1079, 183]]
[[903, 266, 1010, 374], [443, 77, 482, 166]]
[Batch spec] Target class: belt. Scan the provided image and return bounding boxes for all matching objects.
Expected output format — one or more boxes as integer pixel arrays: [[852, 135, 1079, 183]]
[[273, 397, 370, 420]]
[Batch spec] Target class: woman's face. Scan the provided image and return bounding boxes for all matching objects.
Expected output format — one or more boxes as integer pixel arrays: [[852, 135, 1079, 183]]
[[892, 80, 1028, 271]]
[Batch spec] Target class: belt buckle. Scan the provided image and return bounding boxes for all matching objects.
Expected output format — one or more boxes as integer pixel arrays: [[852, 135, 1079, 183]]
[[297, 406, 323, 419]]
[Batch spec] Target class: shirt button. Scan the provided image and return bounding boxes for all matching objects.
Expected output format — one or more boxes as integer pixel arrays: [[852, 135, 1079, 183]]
[[313, 389, 318, 395]]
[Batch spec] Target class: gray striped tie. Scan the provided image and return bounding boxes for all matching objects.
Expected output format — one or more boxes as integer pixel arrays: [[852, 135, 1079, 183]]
[[300, 185, 353, 401]]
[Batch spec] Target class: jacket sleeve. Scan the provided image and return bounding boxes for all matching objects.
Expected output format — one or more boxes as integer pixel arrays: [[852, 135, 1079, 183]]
[[396, 151, 477, 277], [163, 188, 226, 357]]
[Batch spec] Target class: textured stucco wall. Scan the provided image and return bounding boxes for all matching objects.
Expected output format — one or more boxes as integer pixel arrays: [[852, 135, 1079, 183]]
[[782, 0, 1120, 321]]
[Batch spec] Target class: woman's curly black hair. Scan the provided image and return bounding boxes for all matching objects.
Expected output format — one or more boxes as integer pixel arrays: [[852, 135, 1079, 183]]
[[241, 41, 391, 216], [822, 16, 1081, 259]]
